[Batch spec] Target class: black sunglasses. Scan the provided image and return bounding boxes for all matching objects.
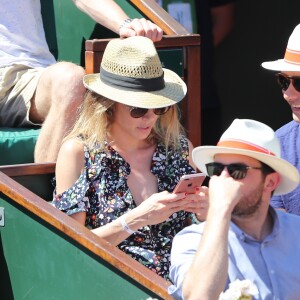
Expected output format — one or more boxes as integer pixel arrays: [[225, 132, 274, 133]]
[[128, 106, 171, 118], [205, 162, 262, 180], [275, 73, 300, 92]]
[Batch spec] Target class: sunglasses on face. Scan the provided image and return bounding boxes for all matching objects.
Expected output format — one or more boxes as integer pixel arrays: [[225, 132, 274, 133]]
[[128, 106, 171, 118], [275, 73, 300, 92], [205, 162, 262, 180]]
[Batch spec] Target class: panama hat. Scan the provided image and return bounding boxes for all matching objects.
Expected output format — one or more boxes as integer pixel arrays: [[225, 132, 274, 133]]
[[83, 36, 187, 109], [262, 24, 300, 72], [192, 119, 299, 195]]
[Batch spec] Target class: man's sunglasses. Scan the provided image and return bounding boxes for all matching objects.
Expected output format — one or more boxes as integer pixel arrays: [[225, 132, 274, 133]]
[[275, 73, 300, 92], [205, 162, 262, 180], [128, 106, 170, 118]]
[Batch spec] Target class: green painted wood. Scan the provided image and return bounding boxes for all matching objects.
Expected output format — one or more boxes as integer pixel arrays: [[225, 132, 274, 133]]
[[41, 0, 144, 65], [0, 195, 161, 300]]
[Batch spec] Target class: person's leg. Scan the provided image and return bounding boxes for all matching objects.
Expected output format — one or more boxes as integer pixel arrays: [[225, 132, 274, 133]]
[[30, 62, 85, 162]]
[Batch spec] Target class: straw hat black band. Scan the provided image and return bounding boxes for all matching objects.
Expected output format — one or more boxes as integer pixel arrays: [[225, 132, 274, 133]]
[[100, 66, 165, 91], [83, 37, 187, 108]]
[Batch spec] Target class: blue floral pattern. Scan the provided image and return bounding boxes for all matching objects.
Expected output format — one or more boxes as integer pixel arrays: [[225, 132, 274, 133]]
[[52, 136, 195, 279]]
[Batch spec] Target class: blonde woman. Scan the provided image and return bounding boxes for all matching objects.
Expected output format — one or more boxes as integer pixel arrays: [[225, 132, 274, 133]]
[[52, 36, 208, 279]]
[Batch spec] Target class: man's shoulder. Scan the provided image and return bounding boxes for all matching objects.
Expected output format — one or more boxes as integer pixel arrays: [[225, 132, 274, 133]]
[[172, 223, 204, 246], [276, 210, 300, 236], [276, 120, 300, 138], [278, 209, 300, 223], [176, 223, 205, 237]]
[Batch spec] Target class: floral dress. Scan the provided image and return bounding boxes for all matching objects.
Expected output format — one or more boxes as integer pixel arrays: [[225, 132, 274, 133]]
[[52, 136, 195, 280]]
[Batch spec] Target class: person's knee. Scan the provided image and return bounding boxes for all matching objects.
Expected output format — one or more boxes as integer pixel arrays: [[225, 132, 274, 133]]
[[46, 62, 86, 108], [53, 61, 85, 91]]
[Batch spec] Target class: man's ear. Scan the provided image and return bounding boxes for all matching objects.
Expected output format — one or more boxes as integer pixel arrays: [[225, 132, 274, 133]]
[[264, 172, 281, 193]]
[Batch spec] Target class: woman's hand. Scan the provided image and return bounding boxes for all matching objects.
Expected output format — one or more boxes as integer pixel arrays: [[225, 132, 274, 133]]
[[135, 191, 193, 226], [184, 186, 209, 222]]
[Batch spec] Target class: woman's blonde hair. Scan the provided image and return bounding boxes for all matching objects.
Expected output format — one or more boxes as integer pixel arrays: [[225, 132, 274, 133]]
[[65, 90, 185, 150]]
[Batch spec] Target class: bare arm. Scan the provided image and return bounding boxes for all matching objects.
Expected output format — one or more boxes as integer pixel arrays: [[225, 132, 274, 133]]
[[92, 191, 189, 244], [182, 174, 242, 300], [55, 138, 85, 194], [72, 0, 163, 41], [211, 2, 235, 46]]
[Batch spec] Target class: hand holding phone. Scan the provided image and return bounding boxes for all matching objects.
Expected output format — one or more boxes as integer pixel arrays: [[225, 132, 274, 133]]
[[173, 173, 206, 194]]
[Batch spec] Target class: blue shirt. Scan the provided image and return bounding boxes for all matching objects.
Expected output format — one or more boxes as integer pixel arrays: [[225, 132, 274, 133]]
[[169, 208, 300, 300], [271, 121, 300, 215]]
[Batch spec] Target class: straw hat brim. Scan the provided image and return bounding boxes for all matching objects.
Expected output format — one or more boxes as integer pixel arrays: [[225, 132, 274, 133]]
[[262, 59, 300, 72], [192, 146, 300, 195], [83, 68, 187, 108]]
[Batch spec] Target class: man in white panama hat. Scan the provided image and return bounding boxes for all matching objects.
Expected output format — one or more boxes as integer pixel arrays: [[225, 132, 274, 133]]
[[168, 119, 300, 300], [261, 24, 300, 215]]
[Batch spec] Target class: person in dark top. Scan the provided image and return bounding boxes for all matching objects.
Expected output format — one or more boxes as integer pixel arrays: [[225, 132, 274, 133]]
[[196, 0, 235, 145]]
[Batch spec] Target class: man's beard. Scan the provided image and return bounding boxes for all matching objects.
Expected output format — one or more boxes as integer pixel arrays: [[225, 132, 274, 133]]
[[232, 182, 264, 217]]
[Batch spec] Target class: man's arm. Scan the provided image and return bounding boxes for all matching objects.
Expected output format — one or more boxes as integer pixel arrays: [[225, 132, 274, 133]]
[[73, 0, 163, 41], [182, 175, 242, 300]]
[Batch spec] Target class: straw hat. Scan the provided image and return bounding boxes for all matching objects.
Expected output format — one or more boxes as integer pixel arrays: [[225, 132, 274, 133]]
[[192, 119, 299, 195], [262, 24, 300, 72], [83, 36, 187, 108]]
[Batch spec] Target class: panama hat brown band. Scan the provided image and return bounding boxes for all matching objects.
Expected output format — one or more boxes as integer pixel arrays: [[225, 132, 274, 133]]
[[99, 66, 165, 91]]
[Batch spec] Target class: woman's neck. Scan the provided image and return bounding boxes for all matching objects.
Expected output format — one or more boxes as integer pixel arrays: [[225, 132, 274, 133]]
[[108, 130, 154, 153]]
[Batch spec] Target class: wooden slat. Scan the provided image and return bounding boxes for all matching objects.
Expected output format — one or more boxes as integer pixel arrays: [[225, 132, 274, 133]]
[[0, 169, 172, 299], [184, 44, 201, 145], [85, 34, 200, 52]]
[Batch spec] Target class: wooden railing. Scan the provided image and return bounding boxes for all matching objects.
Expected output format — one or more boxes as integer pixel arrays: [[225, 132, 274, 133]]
[[0, 163, 172, 299]]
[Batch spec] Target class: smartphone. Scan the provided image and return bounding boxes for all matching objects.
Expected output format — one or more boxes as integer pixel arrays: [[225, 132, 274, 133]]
[[173, 173, 206, 194]]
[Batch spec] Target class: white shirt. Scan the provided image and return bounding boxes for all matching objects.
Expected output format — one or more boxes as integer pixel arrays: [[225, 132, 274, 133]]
[[0, 0, 56, 68]]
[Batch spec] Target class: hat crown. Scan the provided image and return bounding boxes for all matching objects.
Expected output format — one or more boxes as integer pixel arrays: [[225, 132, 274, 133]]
[[220, 119, 281, 157], [262, 23, 300, 71], [286, 24, 300, 52], [101, 36, 163, 79]]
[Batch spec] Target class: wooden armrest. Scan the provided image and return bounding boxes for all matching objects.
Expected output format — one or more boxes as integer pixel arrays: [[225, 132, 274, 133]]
[[0, 162, 55, 177]]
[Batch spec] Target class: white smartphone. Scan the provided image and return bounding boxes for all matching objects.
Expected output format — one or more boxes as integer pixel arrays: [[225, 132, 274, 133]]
[[173, 173, 206, 194]]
